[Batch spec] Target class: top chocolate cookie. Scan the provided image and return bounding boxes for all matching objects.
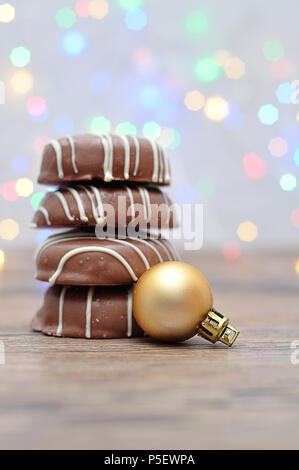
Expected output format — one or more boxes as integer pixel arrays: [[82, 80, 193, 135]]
[[38, 134, 171, 185]]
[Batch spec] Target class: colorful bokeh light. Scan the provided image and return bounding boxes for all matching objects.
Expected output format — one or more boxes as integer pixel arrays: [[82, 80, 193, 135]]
[[15, 178, 34, 197], [258, 104, 279, 125], [214, 50, 231, 66], [204, 96, 229, 122], [115, 121, 137, 135], [90, 116, 111, 133], [237, 221, 258, 242], [157, 128, 177, 148], [75, 0, 90, 18], [1, 181, 18, 201], [30, 192, 46, 211], [293, 149, 299, 166], [224, 57, 245, 79], [280, 173, 297, 191], [263, 40, 284, 61], [290, 208, 299, 228], [184, 90, 205, 111], [56, 8, 77, 28], [62, 31, 86, 55], [270, 58, 292, 79], [10, 46, 31, 67], [0, 3, 15, 23], [0, 249, 5, 269], [26, 96, 47, 117], [125, 8, 147, 31], [138, 83, 162, 108], [0, 219, 19, 241], [194, 57, 221, 83], [268, 137, 288, 157], [142, 121, 161, 139], [117, 0, 143, 10], [88, 0, 109, 19], [185, 10, 208, 35], [243, 153, 267, 180], [10, 70, 33, 94], [222, 242, 241, 261], [295, 259, 299, 276], [167, 129, 181, 149], [275, 82, 294, 104]]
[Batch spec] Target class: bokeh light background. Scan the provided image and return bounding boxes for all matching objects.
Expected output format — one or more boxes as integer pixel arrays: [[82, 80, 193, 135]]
[[0, 0, 299, 274]]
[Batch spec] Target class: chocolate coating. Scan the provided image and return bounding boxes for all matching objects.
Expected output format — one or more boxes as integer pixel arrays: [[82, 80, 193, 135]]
[[38, 134, 171, 185], [32, 284, 143, 339], [31, 183, 176, 228], [35, 232, 178, 286]]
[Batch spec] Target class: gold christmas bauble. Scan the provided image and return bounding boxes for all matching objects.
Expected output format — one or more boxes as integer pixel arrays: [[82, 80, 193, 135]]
[[133, 261, 213, 342]]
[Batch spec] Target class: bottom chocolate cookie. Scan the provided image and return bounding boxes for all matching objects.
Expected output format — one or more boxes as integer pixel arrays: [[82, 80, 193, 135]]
[[32, 284, 143, 339]]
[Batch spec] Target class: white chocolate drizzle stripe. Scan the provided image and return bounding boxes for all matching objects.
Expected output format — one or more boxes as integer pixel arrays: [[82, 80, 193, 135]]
[[35, 232, 169, 266], [53, 191, 75, 221], [35, 231, 92, 262], [37, 207, 51, 226], [90, 185, 105, 220], [101, 134, 112, 182], [126, 186, 135, 218], [131, 135, 140, 176], [50, 139, 64, 179], [102, 134, 114, 182], [152, 239, 172, 260], [128, 237, 163, 263], [65, 187, 88, 222], [110, 238, 150, 270], [48, 246, 138, 284], [57, 286, 67, 336], [161, 146, 170, 184], [101, 134, 109, 181], [146, 138, 159, 183], [66, 135, 78, 174], [137, 187, 148, 222], [143, 187, 152, 222], [78, 185, 99, 223], [158, 146, 164, 183], [86, 286, 94, 339], [127, 286, 133, 337], [118, 135, 130, 179]]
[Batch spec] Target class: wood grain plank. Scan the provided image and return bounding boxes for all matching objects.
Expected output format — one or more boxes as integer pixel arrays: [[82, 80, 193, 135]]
[[0, 249, 298, 449]]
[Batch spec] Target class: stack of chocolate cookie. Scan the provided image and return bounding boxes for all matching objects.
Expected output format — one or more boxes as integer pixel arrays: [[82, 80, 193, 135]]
[[31, 134, 178, 339]]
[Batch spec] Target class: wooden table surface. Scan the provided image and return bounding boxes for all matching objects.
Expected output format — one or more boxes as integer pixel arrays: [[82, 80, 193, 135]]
[[0, 248, 298, 450]]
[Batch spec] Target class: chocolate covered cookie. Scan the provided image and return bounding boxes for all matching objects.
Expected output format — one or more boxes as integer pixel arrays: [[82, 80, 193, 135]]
[[38, 134, 170, 185], [32, 284, 143, 339], [31, 183, 176, 228], [35, 231, 179, 286]]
